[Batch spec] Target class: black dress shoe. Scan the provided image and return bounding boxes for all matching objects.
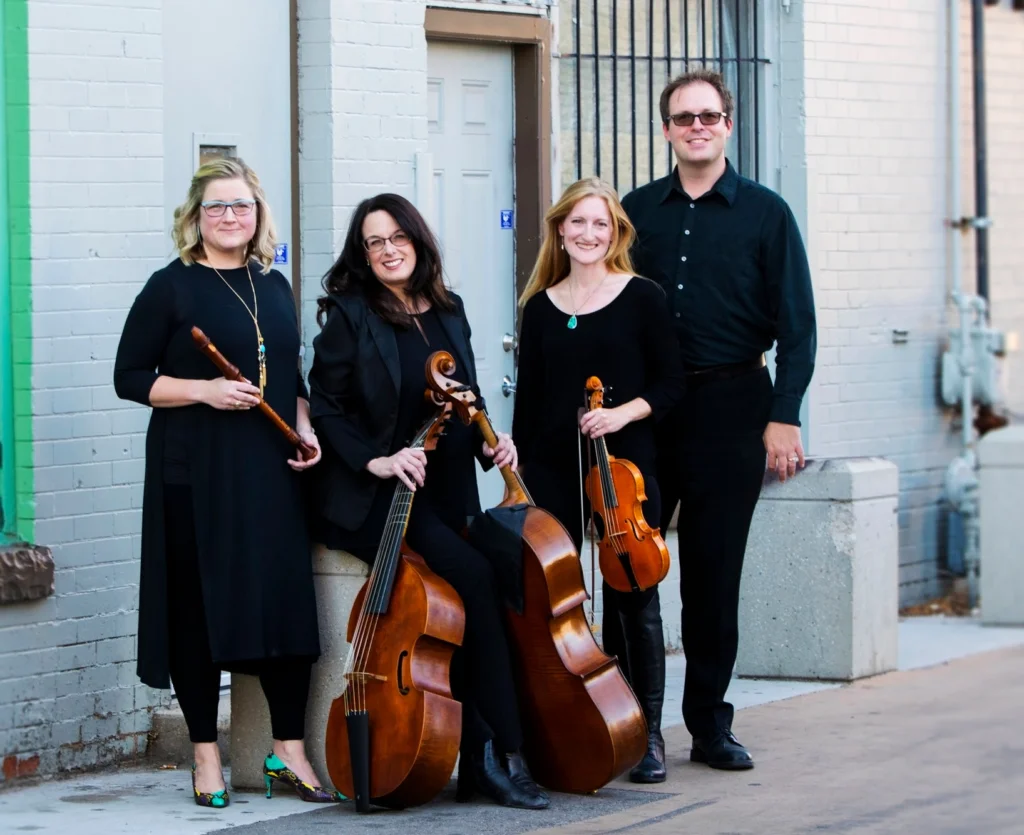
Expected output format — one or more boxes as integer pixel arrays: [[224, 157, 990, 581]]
[[629, 731, 666, 783], [457, 740, 549, 810], [507, 751, 550, 803], [690, 730, 754, 770]]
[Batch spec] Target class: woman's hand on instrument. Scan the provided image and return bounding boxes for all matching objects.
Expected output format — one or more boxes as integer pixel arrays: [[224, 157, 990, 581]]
[[367, 448, 427, 491], [201, 378, 261, 411], [483, 432, 518, 470], [288, 429, 321, 471], [579, 404, 634, 439]]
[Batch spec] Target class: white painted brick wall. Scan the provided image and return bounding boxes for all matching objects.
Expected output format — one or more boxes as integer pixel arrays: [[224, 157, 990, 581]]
[[297, 0, 430, 351], [0, 0, 167, 782], [958, 1, 1024, 418], [801, 0, 962, 602]]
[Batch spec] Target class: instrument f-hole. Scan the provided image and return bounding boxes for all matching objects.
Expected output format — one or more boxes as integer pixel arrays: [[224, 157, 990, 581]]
[[397, 650, 410, 695]]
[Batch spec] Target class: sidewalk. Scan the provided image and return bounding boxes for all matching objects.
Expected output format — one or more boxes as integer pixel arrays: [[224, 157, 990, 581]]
[[2, 615, 1022, 835]]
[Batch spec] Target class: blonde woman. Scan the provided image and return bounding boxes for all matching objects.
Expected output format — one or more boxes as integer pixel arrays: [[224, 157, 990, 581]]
[[114, 159, 340, 807], [511, 177, 686, 784]]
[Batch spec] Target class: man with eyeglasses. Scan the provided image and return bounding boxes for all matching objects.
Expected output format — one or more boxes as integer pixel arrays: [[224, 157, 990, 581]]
[[620, 69, 816, 772]]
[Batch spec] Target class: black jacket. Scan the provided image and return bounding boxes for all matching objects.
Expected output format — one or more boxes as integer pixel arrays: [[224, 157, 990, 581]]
[[308, 290, 492, 532]]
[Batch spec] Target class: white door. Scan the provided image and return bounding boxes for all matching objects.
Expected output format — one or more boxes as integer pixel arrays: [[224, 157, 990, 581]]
[[426, 42, 517, 510], [163, 0, 293, 286]]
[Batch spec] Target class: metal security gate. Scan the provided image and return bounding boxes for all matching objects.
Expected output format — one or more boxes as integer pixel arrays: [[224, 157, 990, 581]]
[[559, 0, 766, 192]]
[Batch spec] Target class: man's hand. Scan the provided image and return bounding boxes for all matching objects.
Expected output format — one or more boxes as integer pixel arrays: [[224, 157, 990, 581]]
[[763, 422, 805, 482]]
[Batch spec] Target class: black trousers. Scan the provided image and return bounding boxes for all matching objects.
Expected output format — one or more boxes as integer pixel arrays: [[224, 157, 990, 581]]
[[164, 485, 312, 743], [347, 500, 523, 754], [657, 366, 772, 740]]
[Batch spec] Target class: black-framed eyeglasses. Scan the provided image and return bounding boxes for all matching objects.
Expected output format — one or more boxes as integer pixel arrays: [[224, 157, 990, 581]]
[[668, 111, 729, 128], [363, 231, 412, 253], [201, 199, 256, 218]]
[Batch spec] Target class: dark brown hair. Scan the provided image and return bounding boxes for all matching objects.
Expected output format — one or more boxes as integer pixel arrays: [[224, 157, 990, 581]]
[[659, 69, 735, 125], [317, 193, 455, 327]]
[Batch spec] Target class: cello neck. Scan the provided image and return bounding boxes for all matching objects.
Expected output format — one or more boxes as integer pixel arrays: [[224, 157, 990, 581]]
[[363, 481, 415, 616], [470, 411, 533, 506]]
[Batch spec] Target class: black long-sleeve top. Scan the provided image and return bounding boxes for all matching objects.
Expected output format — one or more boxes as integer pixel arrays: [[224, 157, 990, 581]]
[[512, 277, 686, 475], [621, 160, 816, 426]]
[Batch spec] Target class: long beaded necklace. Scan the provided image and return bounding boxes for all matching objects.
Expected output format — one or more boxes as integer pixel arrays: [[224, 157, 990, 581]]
[[211, 262, 267, 397], [566, 272, 609, 329]]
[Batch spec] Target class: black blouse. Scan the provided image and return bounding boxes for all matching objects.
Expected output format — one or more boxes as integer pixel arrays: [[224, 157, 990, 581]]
[[512, 276, 686, 476], [315, 308, 476, 555]]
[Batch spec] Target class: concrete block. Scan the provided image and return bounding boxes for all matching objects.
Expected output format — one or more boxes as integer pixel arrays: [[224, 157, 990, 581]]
[[229, 546, 368, 791], [149, 692, 229, 767], [736, 457, 900, 681], [978, 427, 1024, 626]]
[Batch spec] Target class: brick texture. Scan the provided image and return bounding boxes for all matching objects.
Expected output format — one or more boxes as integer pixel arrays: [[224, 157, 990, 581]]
[[0, 0, 168, 784], [959, 0, 1024, 418], [297, 0, 430, 351], [800, 0, 1024, 603]]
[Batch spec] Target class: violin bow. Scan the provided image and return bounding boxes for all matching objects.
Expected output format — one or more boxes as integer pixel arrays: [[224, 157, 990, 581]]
[[191, 326, 317, 462]]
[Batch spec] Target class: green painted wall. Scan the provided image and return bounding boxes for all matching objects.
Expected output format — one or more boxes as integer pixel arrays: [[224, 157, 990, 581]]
[[1, 0, 31, 542]]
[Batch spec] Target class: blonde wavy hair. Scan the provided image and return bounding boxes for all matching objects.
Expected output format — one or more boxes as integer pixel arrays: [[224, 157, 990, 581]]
[[519, 177, 637, 307], [172, 157, 278, 273]]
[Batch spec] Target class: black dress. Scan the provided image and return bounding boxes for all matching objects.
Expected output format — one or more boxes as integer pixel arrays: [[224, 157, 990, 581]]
[[512, 276, 686, 545], [114, 258, 320, 689]]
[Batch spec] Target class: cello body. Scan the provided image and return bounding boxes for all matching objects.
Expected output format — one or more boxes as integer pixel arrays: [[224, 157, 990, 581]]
[[502, 501, 648, 793], [322, 408, 465, 813], [425, 351, 647, 794], [324, 552, 465, 809]]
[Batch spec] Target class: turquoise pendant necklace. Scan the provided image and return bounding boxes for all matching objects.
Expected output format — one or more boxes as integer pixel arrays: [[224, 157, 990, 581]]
[[566, 273, 608, 329]]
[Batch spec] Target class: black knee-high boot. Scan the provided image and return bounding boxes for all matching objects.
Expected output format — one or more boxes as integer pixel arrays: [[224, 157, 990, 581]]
[[601, 583, 630, 681], [623, 591, 667, 783]]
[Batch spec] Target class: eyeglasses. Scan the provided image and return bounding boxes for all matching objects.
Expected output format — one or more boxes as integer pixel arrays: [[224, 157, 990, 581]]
[[668, 111, 729, 127], [201, 199, 256, 218], [363, 231, 412, 253]]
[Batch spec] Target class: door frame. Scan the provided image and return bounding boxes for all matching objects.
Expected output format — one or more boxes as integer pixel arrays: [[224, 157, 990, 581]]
[[424, 8, 552, 304]]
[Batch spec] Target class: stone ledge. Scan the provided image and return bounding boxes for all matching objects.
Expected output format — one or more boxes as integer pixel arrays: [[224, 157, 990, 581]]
[[978, 426, 1024, 468], [0, 541, 55, 604], [757, 457, 898, 503]]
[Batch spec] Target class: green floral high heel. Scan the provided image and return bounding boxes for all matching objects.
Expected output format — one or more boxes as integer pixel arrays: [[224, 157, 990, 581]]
[[191, 763, 230, 808], [262, 753, 345, 803]]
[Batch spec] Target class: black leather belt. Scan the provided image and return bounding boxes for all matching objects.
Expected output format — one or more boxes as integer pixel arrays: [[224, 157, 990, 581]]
[[684, 354, 766, 385]]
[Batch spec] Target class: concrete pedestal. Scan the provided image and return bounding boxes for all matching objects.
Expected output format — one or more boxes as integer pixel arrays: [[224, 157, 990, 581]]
[[230, 545, 368, 791], [979, 427, 1024, 626], [736, 457, 899, 682]]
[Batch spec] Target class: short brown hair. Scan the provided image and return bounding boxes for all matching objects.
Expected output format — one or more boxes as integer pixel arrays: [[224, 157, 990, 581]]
[[659, 69, 735, 125]]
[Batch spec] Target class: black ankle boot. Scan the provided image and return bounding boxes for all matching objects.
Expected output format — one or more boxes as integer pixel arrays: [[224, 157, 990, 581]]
[[623, 592, 667, 784], [631, 731, 667, 783], [458, 740, 549, 810]]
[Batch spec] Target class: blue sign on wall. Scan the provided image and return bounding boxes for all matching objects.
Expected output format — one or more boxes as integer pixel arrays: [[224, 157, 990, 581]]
[[500, 210, 514, 229], [274, 243, 288, 264]]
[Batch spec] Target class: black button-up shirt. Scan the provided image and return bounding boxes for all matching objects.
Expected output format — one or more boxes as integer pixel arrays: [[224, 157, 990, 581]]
[[621, 160, 816, 426]]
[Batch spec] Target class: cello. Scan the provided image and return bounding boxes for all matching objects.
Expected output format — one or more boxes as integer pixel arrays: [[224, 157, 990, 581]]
[[425, 350, 647, 794], [323, 403, 466, 813], [582, 376, 670, 593]]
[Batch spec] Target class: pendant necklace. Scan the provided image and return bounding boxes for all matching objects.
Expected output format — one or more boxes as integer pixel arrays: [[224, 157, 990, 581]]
[[566, 272, 608, 330], [212, 262, 267, 397]]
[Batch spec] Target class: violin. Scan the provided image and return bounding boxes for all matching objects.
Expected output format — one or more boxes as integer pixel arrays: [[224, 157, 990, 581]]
[[425, 351, 647, 794], [583, 376, 670, 593], [323, 403, 466, 813]]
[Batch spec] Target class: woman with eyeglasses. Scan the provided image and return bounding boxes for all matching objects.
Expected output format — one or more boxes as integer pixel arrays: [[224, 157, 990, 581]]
[[308, 193, 548, 811], [114, 158, 340, 808]]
